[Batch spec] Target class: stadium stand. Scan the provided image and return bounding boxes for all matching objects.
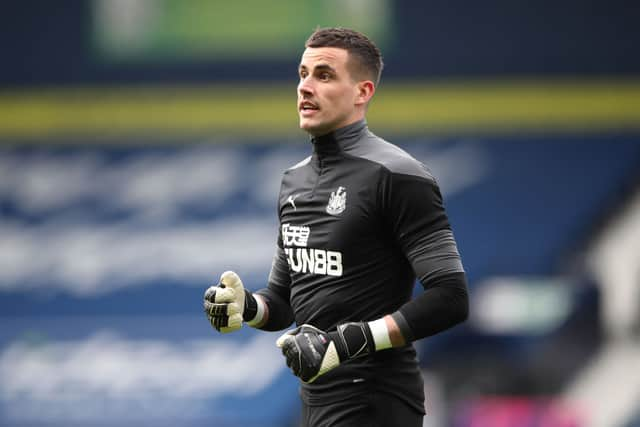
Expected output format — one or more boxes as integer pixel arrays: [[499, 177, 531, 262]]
[[2, 2, 639, 426]]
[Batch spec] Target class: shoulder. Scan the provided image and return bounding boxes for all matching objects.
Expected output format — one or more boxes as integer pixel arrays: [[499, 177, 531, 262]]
[[280, 155, 311, 183], [277, 155, 311, 205], [347, 131, 435, 182], [281, 155, 311, 182], [285, 155, 312, 172]]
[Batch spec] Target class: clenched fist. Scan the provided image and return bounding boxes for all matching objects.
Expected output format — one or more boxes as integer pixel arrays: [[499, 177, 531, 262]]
[[203, 271, 246, 333]]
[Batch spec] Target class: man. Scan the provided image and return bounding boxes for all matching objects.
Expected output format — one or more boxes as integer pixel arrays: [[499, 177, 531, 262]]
[[204, 27, 469, 426]]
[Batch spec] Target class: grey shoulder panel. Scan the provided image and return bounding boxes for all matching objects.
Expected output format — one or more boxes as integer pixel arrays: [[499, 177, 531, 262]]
[[287, 155, 311, 171], [346, 132, 434, 181]]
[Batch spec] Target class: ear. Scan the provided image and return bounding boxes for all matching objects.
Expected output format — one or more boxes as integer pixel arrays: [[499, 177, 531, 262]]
[[355, 80, 375, 106]]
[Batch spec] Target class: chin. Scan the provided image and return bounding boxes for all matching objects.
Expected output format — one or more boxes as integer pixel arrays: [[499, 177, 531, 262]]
[[301, 119, 337, 136], [299, 120, 321, 135]]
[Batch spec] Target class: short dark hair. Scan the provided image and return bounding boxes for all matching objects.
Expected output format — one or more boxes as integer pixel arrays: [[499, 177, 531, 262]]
[[305, 27, 384, 87]]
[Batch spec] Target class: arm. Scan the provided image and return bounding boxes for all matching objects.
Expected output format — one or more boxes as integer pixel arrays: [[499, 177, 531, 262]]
[[381, 171, 469, 343], [243, 244, 295, 331]]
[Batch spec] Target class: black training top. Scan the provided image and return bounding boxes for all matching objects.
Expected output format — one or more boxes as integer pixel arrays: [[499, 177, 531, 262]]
[[256, 119, 467, 410]]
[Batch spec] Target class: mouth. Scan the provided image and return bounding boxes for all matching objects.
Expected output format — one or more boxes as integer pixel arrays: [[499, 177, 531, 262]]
[[299, 101, 320, 116]]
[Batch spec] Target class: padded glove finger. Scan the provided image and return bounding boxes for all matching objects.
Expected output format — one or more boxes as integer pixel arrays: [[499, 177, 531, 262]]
[[203, 301, 240, 317]]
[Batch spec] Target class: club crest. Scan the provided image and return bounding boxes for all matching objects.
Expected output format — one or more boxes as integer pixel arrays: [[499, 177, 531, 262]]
[[326, 186, 347, 215]]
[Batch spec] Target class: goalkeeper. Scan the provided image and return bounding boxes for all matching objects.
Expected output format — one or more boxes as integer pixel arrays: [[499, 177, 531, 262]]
[[204, 27, 468, 427]]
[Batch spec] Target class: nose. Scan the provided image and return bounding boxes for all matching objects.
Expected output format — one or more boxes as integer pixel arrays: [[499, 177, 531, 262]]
[[298, 78, 314, 98]]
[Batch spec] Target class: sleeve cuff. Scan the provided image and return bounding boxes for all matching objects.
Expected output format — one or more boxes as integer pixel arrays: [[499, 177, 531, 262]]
[[391, 311, 415, 343]]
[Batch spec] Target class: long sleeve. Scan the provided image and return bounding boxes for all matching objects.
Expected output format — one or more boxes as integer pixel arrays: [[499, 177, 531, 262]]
[[380, 170, 469, 340], [254, 235, 295, 331]]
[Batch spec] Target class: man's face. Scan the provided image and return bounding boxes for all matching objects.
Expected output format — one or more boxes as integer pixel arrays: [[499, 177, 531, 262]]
[[297, 47, 365, 137]]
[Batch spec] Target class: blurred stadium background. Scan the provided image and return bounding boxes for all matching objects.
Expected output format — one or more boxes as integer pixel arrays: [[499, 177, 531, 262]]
[[1, 1, 640, 426]]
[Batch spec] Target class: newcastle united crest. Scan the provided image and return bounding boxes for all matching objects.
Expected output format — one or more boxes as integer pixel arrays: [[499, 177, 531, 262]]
[[326, 186, 347, 215]]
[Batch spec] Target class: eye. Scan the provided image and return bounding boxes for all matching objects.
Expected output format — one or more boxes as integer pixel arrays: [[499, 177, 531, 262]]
[[299, 70, 308, 79], [319, 72, 331, 81]]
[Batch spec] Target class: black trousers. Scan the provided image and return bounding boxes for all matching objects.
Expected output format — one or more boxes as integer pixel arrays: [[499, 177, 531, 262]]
[[299, 391, 423, 427]]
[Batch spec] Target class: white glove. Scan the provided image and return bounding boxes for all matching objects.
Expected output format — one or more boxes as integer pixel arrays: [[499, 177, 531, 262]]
[[203, 271, 246, 333]]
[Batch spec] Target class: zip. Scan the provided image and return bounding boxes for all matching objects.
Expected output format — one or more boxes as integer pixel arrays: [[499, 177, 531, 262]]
[[311, 156, 323, 199]]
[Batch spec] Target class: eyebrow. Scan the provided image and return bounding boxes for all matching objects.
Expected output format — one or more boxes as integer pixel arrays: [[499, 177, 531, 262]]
[[299, 63, 337, 74]]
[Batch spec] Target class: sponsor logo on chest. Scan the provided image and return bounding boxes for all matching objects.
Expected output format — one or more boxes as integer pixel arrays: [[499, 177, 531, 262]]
[[281, 223, 343, 277]]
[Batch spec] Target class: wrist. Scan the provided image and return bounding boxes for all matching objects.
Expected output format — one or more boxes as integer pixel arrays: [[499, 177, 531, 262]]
[[244, 291, 267, 327], [329, 322, 376, 361], [367, 314, 407, 350], [367, 318, 393, 350]]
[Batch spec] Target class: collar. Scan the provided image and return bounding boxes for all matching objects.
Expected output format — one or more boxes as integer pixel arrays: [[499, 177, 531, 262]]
[[310, 120, 368, 156]]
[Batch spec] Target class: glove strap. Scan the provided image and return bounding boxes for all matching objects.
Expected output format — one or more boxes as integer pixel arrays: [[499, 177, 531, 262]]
[[242, 289, 257, 321], [329, 322, 376, 361], [244, 290, 267, 327]]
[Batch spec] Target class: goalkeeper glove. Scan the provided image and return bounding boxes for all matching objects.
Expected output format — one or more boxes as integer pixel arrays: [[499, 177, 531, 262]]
[[203, 271, 255, 333], [276, 322, 376, 383]]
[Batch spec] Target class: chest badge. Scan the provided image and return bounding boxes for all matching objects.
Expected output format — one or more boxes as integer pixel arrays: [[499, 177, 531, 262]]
[[326, 186, 347, 215]]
